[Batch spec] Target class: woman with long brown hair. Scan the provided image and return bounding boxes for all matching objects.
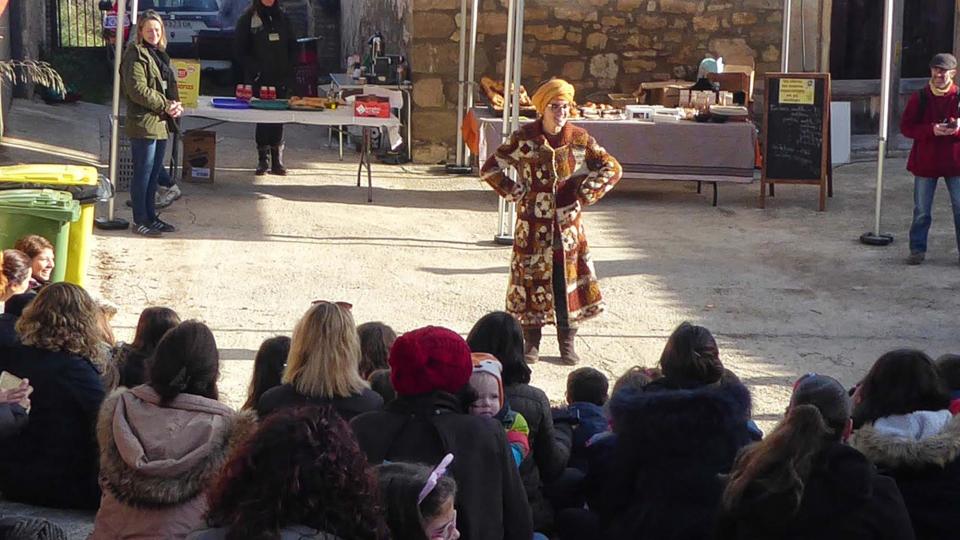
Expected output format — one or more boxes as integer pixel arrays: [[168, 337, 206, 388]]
[[718, 374, 914, 540], [0, 282, 105, 509]]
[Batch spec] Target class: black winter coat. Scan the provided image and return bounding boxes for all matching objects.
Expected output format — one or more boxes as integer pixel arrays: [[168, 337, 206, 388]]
[[351, 391, 533, 540], [850, 412, 960, 540], [716, 442, 915, 540], [0, 344, 105, 509], [257, 383, 383, 420], [234, 6, 297, 91], [599, 381, 754, 540], [505, 383, 572, 531]]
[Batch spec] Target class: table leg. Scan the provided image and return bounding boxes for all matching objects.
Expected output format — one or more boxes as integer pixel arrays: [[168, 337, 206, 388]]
[[697, 181, 702, 194], [358, 128, 374, 202], [712, 182, 718, 207], [769, 183, 775, 197], [339, 126, 344, 161], [404, 89, 412, 163]]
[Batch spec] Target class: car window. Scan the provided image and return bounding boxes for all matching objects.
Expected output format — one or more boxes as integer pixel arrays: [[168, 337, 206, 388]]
[[141, 0, 219, 12]]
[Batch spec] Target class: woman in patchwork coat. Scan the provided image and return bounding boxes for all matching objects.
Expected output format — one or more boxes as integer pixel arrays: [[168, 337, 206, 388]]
[[481, 79, 622, 365]]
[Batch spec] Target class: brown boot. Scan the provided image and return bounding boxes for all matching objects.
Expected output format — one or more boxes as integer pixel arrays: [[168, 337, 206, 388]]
[[558, 327, 580, 365], [522, 327, 542, 364]]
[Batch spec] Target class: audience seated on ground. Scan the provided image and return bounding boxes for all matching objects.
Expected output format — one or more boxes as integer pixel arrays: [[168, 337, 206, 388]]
[[113, 306, 181, 388], [13, 235, 55, 292], [378, 457, 460, 540], [351, 325, 533, 540], [0, 291, 35, 347], [191, 406, 387, 540], [0, 282, 105, 510], [257, 302, 383, 419], [467, 311, 572, 533], [849, 349, 960, 540], [1, 250, 32, 304], [91, 320, 256, 539], [563, 367, 609, 472], [935, 353, 960, 414], [368, 368, 396, 405], [241, 335, 290, 411], [467, 354, 530, 467], [358, 321, 396, 380], [92, 297, 120, 391], [717, 373, 915, 540]]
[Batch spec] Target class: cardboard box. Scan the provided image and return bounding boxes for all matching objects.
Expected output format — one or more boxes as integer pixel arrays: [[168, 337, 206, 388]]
[[708, 72, 753, 102], [182, 130, 215, 183], [353, 95, 391, 118], [639, 81, 693, 107], [172, 59, 200, 108], [608, 93, 640, 109]]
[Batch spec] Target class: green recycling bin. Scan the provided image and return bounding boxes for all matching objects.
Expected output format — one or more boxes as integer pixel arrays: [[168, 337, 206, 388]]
[[0, 189, 80, 284]]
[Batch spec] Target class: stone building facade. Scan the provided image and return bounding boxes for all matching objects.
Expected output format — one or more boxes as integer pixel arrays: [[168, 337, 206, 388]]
[[409, 0, 787, 163]]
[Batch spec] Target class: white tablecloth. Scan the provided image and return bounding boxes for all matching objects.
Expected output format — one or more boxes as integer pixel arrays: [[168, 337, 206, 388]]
[[185, 96, 401, 128]]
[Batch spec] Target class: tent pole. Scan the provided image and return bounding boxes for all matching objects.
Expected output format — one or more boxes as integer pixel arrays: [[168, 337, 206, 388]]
[[495, 0, 518, 245], [781, 0, 792, 72], [860, 0, 895, 246], [446, 0, 471, 173], [96, 0, 130, 230], [463, 0, 480, 165]]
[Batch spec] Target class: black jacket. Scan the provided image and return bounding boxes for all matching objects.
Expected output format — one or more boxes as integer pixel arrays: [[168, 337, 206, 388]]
[[0, 344, 105, 509], [850, 412, 960, 540], [505, 383, 573, 531], [0, 314, 18, 348], [716, 442, 915, 540], [599, 381, 754, 540], [234, 5, 297, 90], [351, 391, 533, 540], [257, 383, 383, 421]]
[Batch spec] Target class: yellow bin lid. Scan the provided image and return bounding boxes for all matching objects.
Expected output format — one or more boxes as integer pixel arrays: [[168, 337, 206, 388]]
[[0, 165, 98, 186]]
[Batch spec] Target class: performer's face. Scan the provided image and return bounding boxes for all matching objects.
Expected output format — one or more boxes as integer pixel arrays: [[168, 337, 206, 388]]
[[543, 98, 570, 133]]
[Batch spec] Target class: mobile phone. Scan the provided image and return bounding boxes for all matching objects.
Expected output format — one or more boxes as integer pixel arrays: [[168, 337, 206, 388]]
[[0, 371, 23, 392]]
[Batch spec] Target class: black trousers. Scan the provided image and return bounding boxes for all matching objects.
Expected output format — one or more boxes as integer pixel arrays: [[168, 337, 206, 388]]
[[255, 123, 284, 147], [553, 251, 573, 328]]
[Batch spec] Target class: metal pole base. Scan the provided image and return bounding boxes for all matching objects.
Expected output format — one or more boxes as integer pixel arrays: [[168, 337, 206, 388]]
[[859, 232, 894, 246], [95, 217, 130, 231], [445, 164, 473, 174], [494, 234, 514, 246]]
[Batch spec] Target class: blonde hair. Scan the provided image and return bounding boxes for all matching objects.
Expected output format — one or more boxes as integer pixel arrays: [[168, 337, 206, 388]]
[[283, 302, 368, 399], [16, 282, 103, 361], [136, 10, 168, 51]]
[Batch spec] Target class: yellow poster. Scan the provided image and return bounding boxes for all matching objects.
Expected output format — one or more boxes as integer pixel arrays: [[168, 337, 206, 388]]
[[171, 59, 200, 108], [779, 78, 815, 105]]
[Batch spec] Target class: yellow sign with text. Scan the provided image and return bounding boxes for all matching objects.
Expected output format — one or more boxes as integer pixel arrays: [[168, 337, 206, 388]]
[[779, 78, 815, 105], [172, 59, 200, 108]]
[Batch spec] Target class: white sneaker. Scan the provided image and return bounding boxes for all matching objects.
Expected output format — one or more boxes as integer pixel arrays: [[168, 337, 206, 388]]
[[155, 184, 182, 209]]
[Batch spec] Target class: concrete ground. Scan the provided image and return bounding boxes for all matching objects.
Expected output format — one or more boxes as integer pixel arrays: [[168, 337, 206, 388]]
[[1, 97, 959, 532]]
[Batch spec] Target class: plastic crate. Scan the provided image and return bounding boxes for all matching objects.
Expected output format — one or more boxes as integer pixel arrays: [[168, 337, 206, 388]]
[[99, 115, 133, 192]]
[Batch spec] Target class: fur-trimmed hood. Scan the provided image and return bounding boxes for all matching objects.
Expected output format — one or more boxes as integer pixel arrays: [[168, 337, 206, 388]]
[[97, 385, 256, 507], [850, 410, 960, 469]]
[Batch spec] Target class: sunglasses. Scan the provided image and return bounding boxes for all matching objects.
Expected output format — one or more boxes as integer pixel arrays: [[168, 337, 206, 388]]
[[310, 300, 353, 310]]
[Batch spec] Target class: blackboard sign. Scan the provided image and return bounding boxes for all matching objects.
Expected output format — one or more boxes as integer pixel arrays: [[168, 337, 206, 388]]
[[761, 73, 831, 211]]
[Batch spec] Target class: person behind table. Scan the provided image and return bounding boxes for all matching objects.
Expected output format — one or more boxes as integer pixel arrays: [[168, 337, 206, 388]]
[[717, 373, 915, 540], [467, 354, 530, 467], [120, 10, 183, 237], [1, 250, 31, 305], [480, 79, 623, 366], [901, 53, 960, 265], [935, 353, 960, 414], [241, 335, 290, 411], [378, 457, 461, 540], [13, 235, 54, 291], [234, 0, 296, 176]]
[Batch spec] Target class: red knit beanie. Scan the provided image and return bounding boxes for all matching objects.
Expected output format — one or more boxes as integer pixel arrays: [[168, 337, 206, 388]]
[[389, 326, 473, 396]]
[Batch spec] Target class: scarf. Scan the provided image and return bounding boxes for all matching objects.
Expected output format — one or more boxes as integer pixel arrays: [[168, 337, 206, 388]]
[[253, 0, 281, 25], [929, 79, 956, 97], [143, 43, 181, 133]]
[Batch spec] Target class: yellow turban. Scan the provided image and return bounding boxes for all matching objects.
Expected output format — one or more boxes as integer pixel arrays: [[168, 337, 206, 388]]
[[531, 79, 576, 114]]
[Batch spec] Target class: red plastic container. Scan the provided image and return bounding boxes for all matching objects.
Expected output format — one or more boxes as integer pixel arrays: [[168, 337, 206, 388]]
[[353, 95, 391, 118]]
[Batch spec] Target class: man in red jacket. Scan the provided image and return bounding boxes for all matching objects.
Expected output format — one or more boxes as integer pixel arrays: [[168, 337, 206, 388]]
[[901, 53, 960, 265]]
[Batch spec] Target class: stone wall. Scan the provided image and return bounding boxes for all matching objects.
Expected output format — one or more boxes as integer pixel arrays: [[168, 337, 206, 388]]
[[409, 0, 785, 163]]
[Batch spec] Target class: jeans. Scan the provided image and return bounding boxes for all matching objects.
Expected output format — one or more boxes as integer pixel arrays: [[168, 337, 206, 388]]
[[130, 137, 167, 226], [909, 176, 960, 254]]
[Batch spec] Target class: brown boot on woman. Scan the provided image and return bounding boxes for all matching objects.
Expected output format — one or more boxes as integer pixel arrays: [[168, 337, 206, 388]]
[[558, 327, 580, 365], [522, 327, 542, 364]]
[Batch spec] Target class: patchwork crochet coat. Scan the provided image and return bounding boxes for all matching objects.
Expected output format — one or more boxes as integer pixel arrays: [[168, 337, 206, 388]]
[[481, 120, 622, 327]]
